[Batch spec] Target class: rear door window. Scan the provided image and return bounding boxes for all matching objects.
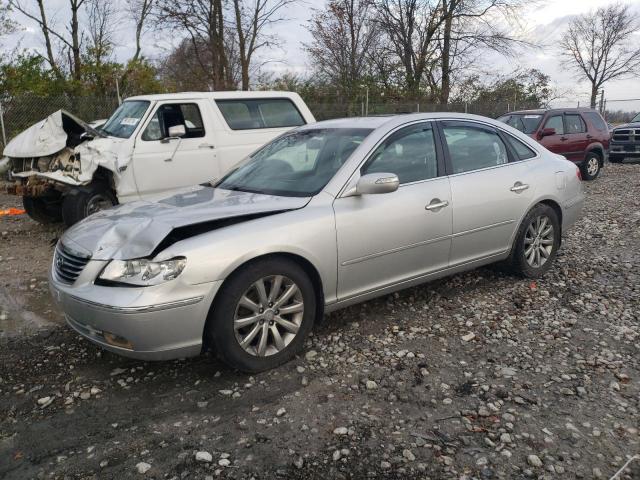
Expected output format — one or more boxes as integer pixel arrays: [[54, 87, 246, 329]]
[[565, 114, 586, 134], [216, 99, 305, 130], [504, 134, 536, 160], [442, 124, 509, 174]]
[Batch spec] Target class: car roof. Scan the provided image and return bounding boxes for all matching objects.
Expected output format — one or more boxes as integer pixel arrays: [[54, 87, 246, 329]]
[[297, 112, 513, 132], [125, 91, 302, 102], [504, 108, 600, 116]]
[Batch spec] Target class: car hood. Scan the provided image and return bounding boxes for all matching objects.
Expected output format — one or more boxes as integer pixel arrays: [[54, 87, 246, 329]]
[[614, 122, 640, 130], [61, 186, 311, 260], [3, 109, 104, 158]]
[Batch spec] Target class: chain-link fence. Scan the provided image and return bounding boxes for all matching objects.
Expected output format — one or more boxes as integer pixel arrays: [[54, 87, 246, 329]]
[[0, 94, 538, 150], [306, 99, 537, 121]]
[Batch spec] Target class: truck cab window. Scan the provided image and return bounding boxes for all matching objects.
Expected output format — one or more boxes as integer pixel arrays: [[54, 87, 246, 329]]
[[142, 103, 205, 141]]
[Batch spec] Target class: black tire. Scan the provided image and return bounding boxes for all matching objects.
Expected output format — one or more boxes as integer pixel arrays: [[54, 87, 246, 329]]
[[22, 193, 63, 224], [61, 182, 117, 227], [206, 257, 317, 372], [608, 155, 623, 164], [509, 204, 561, 278], [580, 152, 601, 181]]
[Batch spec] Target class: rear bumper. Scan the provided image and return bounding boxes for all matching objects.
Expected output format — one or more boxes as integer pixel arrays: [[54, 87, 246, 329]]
[[50, 268, 222, 361]]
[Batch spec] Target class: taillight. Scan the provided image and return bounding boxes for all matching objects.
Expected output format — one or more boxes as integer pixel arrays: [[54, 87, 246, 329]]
[[576, 166, 582, 181]]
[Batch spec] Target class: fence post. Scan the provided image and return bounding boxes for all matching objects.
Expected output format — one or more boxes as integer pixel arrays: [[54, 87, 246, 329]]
[[0, 101, 6, 148], [416, 103, 420, 112]]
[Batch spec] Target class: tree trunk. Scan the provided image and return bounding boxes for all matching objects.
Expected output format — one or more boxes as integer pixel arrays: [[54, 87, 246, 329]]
[[590, 82, 598, 109], [70, 0, 82, 82], [440, 5, 453, 105], [233, 0, 249, 90], [36, 0, 60, 76]]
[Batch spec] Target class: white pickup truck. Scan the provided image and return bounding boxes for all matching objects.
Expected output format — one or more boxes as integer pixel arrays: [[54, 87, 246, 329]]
[[3, 91, 315, 226]]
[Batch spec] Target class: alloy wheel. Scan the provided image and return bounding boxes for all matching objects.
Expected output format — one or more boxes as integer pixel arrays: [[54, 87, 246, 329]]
[[587, 157, 599, 176], [524, 215, 555, 268], [233, 275, 304, 357]]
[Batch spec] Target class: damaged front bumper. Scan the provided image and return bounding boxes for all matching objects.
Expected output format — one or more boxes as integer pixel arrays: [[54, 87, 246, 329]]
[[4, 109, 128, 198], [49, 260, 222, 360]]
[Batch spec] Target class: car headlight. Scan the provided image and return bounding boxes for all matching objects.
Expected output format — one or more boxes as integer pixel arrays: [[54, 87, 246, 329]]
[[99, 257, 186, 286]]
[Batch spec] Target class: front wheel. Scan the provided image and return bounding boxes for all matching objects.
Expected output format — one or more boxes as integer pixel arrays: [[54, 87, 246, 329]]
[[206, 258, 317, 372], [510, 204, 561, 278], [61, 182, 117, 227], [580, 152, 601, 181], [22, 192, 63, 224]]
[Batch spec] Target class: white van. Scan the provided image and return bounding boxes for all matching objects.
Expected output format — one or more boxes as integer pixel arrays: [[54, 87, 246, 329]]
[[3, 91, 315, 226]]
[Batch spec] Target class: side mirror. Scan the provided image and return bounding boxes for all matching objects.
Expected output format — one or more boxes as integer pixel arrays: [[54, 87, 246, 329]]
[[167, 125, 186, 138], [354, 173, 400, 195], [539, 127, 556, 139]]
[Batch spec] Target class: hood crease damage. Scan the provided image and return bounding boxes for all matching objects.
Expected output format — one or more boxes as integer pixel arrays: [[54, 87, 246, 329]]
[[60, 187, 311, 260]]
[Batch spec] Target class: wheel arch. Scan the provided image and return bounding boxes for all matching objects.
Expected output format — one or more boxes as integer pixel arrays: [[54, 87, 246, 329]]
[[93, 166, 117, 192], [585, 143, 605, 166], [538, 199, 563, 234], [509, 198, 564, 258], [202, 251, 326, 351]]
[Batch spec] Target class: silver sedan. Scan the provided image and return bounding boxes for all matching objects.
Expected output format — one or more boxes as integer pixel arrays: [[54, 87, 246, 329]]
[[49, 113, 585, 372]]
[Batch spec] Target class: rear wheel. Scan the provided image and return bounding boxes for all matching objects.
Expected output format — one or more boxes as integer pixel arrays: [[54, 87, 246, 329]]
[[22, 192, 62, 224], [206, 258, 317, 372], [580, 152, 601, 180], [510, 204, 561, 278], [61, 182, 117, 227]]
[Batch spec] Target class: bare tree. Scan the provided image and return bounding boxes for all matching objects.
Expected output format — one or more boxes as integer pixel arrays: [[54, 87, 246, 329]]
[[155, 0, 232, 90], [9, 0, 87, 80], [231, 0, 296, 90], [127, 0, 155, 62], [305, 0, 379, 96], [86, 0, 116, 67], [561, 3, 640, 109], [375, 0, 447, 95], [438, 0, 528, 104]]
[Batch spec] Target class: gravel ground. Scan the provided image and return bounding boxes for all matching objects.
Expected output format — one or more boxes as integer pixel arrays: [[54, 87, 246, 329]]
[[1, 163, 639, 480]]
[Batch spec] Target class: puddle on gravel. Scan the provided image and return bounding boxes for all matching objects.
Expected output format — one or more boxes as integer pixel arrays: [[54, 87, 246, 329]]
[[0, 283, 62, 336]]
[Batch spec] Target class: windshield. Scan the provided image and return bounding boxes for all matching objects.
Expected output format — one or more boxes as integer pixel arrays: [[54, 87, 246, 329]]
[[217, 128, 373, 197], [497, 114, 543, 134], [100, 100, 150, 138]]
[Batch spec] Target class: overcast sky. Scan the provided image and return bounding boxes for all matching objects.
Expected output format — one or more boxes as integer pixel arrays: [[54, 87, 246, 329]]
[[4, 0, 640, 111]]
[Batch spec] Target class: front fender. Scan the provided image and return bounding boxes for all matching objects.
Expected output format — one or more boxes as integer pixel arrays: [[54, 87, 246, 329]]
[[157, 197, 339, 305]]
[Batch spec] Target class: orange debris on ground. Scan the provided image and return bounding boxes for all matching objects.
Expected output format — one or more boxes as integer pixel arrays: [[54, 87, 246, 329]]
[[0, 208, 26, 216]]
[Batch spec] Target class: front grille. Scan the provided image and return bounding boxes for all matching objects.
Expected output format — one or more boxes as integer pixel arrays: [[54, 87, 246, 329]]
[[612, 128, 640, 143], [54, 245, 91, 284]]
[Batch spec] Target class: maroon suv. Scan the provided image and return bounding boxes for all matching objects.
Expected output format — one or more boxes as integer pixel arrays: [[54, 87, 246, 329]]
[[498, 108, 610, 180]]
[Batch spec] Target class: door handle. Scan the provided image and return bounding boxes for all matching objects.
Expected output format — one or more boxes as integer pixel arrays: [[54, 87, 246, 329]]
[[560, 136, 568, 141], [425, 199, 449, 211], [586, 134, 593, 139], [510, 182, 529, 193], [198, 143, 215, 149]]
